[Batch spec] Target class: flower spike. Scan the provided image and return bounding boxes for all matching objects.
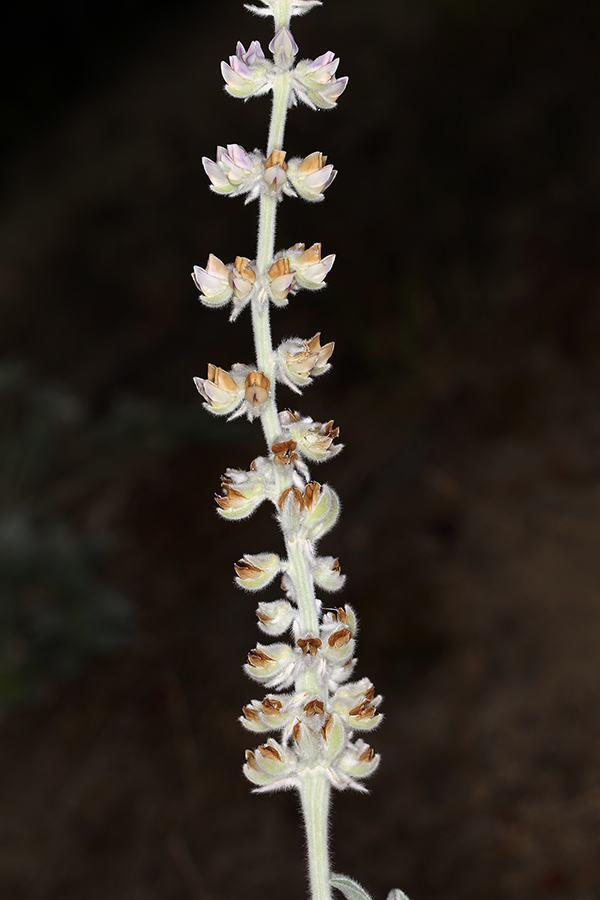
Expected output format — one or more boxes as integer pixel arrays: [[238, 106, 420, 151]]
[[193, 1, 407, 899]]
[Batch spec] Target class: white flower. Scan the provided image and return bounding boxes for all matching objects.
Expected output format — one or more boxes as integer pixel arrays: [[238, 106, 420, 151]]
[[193, 362, 249, 416], [293, 52, 348, 110], [202, 144, 263, 199], [221, 40, 272, 99], [277, 333, 334, 390], [288, 242, 335, 289], [191, 254, 233, 308], [287, 151, 336, 201]]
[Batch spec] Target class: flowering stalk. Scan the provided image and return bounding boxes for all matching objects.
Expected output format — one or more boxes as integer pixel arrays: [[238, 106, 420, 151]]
[[193, 2, 408, 899]]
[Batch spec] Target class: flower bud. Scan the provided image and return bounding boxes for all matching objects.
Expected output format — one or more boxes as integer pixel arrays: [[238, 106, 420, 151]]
[[269, 27, 298, 68], [192, 254, 233, 308], [288, 152, 336, 202], [234, 552, 281, 590]]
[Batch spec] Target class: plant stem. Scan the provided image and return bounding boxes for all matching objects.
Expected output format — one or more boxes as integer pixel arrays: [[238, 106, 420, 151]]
[[300, 770, 333, 900], [253, 73, 292, 448], [252, 42, 332, 900]]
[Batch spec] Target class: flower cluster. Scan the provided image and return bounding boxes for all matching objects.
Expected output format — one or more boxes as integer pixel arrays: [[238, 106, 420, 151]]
[[202, 145, 336, 206], [221, 29, 347, 110], [193, 243, 335, 320]]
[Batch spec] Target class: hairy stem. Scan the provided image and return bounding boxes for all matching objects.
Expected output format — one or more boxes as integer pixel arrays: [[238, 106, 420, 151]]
[[300, 770, 333, 900]]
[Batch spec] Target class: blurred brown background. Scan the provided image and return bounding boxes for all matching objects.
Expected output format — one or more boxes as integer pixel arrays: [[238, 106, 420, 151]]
[[1, 0, 599, 897]]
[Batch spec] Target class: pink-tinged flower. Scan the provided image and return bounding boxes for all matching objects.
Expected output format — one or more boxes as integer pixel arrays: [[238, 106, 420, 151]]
[[288, 242, 335, 289], [191, 254, 233, 308], [263, 149, 289, 194], [268, 27, 298, 69], [287, 152, 336, 201], [221, 40, 272, 99], [202, 144, 262, 198], [267, 257, 295, 305], [292, 52, 348, 110], [230, 256, 256, 301], [244, 370, 271, 411]]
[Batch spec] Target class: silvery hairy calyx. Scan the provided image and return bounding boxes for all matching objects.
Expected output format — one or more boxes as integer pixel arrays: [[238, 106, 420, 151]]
[[193, 2, 408, 900]]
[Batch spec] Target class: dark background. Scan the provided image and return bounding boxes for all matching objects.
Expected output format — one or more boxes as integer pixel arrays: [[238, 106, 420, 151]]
[[1, 0, 599, 897]]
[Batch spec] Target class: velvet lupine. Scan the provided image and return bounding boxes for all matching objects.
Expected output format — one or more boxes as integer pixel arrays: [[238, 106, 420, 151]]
[[193, 2, 409, 899]]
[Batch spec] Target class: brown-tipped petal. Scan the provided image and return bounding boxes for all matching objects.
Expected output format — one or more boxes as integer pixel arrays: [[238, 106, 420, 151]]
[[348, 701, 367, 718], [268, 258, 290, 280], [298, 151, 327, 175], [307, 332, 323, 353], [258, 744, 282, 762], [320, 714, 334, 741], [303, 481, 321, 512], [316, 342, 335, 368], [364, 685, 375, 701], [245, 749, 259, 770], [244, 371, 270, 406], [256, 610, 272, 625], [358, 746, 375, 763], [278, 486, 304, 511], [271, 440, 298, 466], [299, 244, 322, 266], [328, 627, 351, 649], [304, 699, 325, 717], [297, 637, 322, 656], [293, 721, 301, 743], [336, 605, 347, 622], [233, 256, 257, 283], [242, 706, 260, 722], [247, 649, 275, 668], [235, 560, 263, 580], [357, 706, 377, 720], [216, 487, 247, 510], [262, 697, 282, 713], [265, 149, 288, 171], [213, 367, 238, 392]]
